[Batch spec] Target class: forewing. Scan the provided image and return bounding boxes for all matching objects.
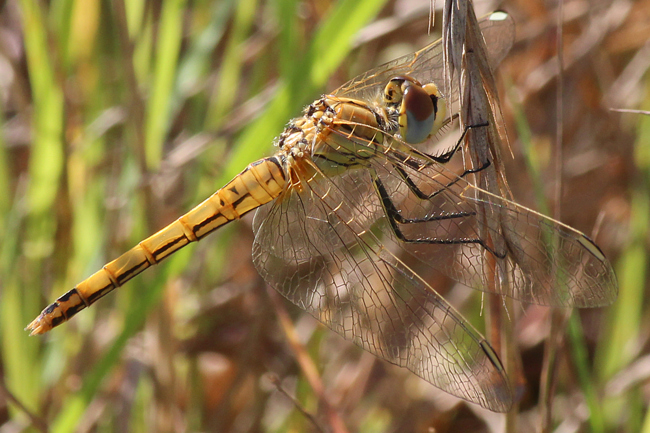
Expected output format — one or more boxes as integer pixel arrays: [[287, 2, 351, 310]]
[[252, 167, 382, 262], [371, 153, 617, 308], [252, 167, 513, 412], [331, 13, 514, 105]]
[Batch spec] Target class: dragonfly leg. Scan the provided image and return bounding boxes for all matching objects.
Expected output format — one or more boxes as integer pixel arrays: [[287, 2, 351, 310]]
[[395, 159, 490, 201], [427, 121, 489, 164], [395, 122, 489, 176], [372, 175, 507, 259], [384, 123, 489, 171]]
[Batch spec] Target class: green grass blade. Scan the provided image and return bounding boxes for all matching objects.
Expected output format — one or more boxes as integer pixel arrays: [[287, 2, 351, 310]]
[[1, 0, 66, 424], [50, 248, 192, 432], [144, 0, 188, 169], [205, 0, 258, 130], [595, 78, 650, 431], [218, 0, 389, 186]]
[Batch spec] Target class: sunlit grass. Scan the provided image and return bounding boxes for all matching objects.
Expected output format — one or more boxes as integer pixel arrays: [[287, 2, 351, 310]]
[[3, 1, 389, 431], [1, 0, 646, 431]]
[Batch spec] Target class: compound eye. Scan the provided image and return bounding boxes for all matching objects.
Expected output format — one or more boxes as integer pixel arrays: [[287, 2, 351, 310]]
[[398, 81, 447, 144], [384, 77, 447, 144], [398, 81, 436, 144]]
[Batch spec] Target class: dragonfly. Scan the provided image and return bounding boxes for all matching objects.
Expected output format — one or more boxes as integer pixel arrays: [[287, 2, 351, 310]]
[[27, 12, 617, 412]]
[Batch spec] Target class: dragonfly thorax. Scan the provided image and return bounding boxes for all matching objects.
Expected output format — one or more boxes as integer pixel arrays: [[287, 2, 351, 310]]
[[277, 97, 385, 176], [278, 117, 318, 159]]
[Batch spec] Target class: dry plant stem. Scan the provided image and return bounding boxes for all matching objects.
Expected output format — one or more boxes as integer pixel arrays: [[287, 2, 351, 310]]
[[452, 3, 521, 418], [554, 0, 565, 219], [113, 0, 148, 176], [267, 288, 350, 433], [207, 285, 274, 431], [445, 1, 522, 425], [150, 289, 180, 433], [113, 7, 174, 429], [612, 108, 650, 115], [523, 0, 632, 95], [0, 378, 48, 433], [113, 0, 159, 241], [540, 3, 567, 430], [606, 41, 650, 108], [498, 296, 520, 432], [486, 253, 500, 355], [539, 310, 571, 433], [269, 375, 326, 433], [76, 398, 110, 433]]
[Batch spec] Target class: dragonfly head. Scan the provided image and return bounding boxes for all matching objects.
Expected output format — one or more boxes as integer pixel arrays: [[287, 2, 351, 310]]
[[383, 76, 447, 144]]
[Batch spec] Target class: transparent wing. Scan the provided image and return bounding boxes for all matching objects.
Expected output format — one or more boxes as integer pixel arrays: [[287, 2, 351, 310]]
[[252, 166, 513, 412], [331, 13, 515, 104], [364, 134, 618, 308]]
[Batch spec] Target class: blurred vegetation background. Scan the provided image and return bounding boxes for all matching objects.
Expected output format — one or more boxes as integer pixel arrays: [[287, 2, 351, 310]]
[[0, 0, 648, 432]]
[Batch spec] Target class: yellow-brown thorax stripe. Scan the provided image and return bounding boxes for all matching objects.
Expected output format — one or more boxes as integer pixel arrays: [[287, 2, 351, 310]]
[[302, 97, 386, 174]]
